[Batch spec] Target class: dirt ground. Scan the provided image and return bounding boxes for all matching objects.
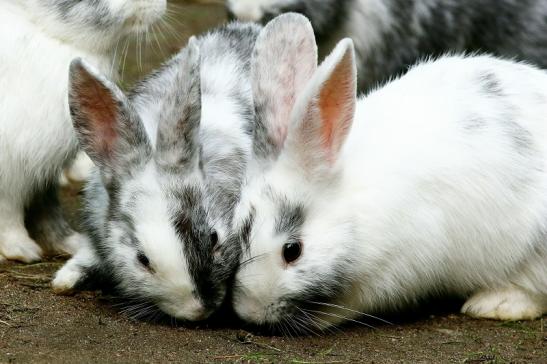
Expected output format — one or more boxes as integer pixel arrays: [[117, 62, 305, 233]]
[[1, 2, 546, 363], [1, 256, 546, 363]]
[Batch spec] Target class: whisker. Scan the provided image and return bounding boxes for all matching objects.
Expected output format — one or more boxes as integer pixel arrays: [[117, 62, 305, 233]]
[[110, 36, 122, 78], [120, 38, 131, 81], [304, 308, 376, 330], [159, 18, 183, 42], [297, 307, 338, 335], [308, 301, 392, 325], [293, 314, 321, 337], [239, 253, 267, 268]]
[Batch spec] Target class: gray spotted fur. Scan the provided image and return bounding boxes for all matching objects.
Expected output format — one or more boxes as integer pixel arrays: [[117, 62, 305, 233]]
[[229, 0, 547, 92], [65, 22, 260, 316]]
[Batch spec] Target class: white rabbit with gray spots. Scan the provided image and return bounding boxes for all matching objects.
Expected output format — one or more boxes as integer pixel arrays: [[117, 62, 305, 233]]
[[231, 13, 547, 331], [52, 22, 260, 321], [227, 0, 547, 92], [0, 0, 165, 263]]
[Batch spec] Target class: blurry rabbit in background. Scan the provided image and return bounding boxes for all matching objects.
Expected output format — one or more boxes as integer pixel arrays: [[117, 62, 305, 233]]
[[226, 0, 547, 92], [0, 0, 166, 262]]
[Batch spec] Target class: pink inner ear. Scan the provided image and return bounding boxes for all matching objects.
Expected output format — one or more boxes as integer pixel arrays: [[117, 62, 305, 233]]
[[77, 72, 119, 157], [318, 52, 355, 164]]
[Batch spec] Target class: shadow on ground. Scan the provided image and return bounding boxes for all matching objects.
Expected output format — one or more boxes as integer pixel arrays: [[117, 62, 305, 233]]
[[1, 1, 546, 363]]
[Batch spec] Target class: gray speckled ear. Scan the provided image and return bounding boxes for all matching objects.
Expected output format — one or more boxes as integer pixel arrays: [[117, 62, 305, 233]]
[[68, 58, 151, 181], [251, 13, 318, 163], [154, 38, 202, 174]]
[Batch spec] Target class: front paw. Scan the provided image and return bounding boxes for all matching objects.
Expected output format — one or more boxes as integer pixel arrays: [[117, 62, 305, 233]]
[[462, 287, 544, 321], [0, 237, 43, 263], [52, 260, 84, 295]]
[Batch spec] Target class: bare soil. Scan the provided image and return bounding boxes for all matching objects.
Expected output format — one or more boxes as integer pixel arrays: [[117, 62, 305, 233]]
[[1, 2, 546, 363], [1, 255, 546, 363]]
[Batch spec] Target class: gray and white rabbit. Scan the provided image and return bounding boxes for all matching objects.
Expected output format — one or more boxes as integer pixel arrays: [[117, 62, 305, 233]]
[[226, 0, 547, 91], [230, 14, 547, 331], [53, 23, 260, 321], [0, 0, 166, 262]]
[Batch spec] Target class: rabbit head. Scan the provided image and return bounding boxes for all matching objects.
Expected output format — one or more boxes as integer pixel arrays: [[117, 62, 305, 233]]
[[68, 42, 237, 321], [19, 0, 166, 50], [230, 13, 358, 328]]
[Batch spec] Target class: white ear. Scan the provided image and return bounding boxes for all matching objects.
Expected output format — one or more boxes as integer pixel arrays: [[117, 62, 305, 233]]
[[251, 13, 318, 161], [286, 38, 357, 172]]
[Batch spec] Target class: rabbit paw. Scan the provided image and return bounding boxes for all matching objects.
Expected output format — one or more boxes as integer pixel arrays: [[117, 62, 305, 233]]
[[462, 288, 544, 321], [0, 236, 43, 263], [52, 242, 96, 295], [52, 261, 83, 295], [63, 151, 94, 184]]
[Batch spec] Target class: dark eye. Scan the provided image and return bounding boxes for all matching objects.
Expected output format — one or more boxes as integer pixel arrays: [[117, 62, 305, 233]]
[[137, 252, 150, 268], [282, 241, 302, 264], [210, 231, 219, 247]]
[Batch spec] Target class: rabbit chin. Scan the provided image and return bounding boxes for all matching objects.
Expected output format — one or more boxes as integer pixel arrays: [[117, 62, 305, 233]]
[[119, 0, 167, 34], [232, 293, 284, 325], [233, 293, 352, 330], [157, 297, 211, 322]]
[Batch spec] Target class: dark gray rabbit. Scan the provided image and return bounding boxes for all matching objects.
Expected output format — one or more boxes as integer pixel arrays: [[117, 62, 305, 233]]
[[226, 0, 547, 91], [52, 22, 260, 321]]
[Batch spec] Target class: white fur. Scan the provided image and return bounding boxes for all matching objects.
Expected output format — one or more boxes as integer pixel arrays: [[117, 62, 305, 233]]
[[233, 21, 547, 327], [0, 0, 164, 262], [110, 163, 207, 320], [52, 236, 97, 294]]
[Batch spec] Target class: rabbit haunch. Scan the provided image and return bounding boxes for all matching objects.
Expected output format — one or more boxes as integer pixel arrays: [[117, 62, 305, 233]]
[[231, 14, 547, 330], [0, 0, 165, 262]]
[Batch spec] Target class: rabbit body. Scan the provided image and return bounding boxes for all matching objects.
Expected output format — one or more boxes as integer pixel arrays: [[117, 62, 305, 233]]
[[227, 0, 547, 91], [231, 14, 547, 329], [52, 23, 260, 321], [0, 0, 165, 262]]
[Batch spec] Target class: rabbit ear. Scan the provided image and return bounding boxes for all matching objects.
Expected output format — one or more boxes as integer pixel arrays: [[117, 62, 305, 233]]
[[155, 38, 202, 173], [68, 59, 151, 180], [251, 13, 318, 163], [286, 38, 357, 174]]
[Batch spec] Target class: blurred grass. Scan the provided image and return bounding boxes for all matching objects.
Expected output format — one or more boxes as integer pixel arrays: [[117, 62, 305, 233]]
[[121, 0, 226, 87]]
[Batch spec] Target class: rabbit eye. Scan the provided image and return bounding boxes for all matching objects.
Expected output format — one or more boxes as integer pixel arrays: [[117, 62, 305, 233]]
[[137, 252, 150, 269], [282, 241, 302, 264], [210, 231, 219, 247]]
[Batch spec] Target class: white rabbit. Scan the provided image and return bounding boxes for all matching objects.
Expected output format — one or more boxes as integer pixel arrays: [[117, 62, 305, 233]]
[[0, 0, 165, 262], [230, 13, 547, 331]]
